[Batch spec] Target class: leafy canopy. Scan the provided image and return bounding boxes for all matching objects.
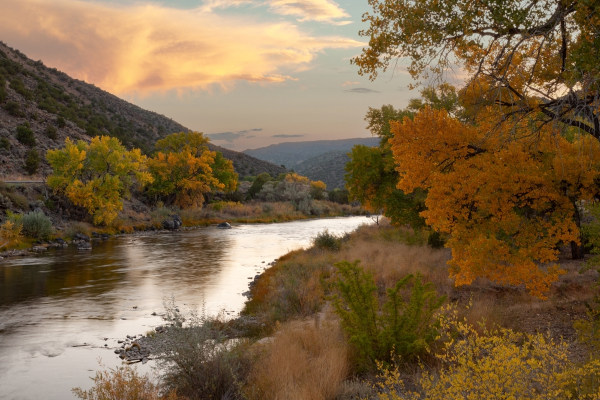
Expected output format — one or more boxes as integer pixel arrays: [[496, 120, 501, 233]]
[[147, 131, 237, 208], [354, 0, 600, 140], [46, 136, 152, 225], [390, 107, 600, 297]]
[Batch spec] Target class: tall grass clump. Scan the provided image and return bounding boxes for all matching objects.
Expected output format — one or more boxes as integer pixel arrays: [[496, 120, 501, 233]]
[[246, 318, 349, 400], [332, 260, 445, 371], [21, 210, 53, 240]]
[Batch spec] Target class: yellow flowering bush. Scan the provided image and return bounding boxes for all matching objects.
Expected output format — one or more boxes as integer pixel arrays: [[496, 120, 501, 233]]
[[377, 306, 600, 399]]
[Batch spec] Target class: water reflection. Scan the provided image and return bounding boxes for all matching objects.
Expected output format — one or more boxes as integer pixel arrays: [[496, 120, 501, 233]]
[[0, 217, 371, 400]]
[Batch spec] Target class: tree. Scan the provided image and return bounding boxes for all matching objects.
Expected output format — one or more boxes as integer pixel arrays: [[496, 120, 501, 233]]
[[354, 0, 600, 141], [147, 131, 237, 208], [346, 102, 440, 228], [46, 136, 152, 225], [390, 107, 600, 297]]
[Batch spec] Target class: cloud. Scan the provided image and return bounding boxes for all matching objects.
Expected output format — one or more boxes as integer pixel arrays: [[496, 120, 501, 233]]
[[265, 0, 351, 25], [208, 128, 263, 142], [342, 81, 360, 87], [344, 87, 381, 94], [272, 134, 305, 138], [0, 0, 362, 95]]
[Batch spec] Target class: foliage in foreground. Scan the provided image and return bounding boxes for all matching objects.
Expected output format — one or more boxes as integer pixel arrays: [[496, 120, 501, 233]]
[[154, 305, 249, 400], [72, 365, 176, 400], [332, 260, 445, 371], [377, 307, 600, 400]]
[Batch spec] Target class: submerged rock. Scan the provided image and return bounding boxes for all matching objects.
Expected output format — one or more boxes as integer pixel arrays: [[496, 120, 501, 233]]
[[217, 222, 232, 229]]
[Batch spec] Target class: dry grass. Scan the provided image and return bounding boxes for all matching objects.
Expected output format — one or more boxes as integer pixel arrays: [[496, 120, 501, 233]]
[[246, 314, 350, 400]]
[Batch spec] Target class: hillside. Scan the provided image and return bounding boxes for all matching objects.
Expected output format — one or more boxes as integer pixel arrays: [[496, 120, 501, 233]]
[[0, 41, 285, 179], [294, 151, 350, 189], [243, 137, 379, 168]]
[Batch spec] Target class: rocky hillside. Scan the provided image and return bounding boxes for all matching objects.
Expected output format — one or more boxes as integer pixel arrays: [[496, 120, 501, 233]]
[[243, 137, 378, 169], [0, 41, 285, 179]]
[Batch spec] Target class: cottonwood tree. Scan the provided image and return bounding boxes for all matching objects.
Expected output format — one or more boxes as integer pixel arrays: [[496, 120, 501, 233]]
[[46, 136, 152, 225], [390, 107, 600, 297], [354, 0, 600, 140], [147, 131, 237, 208]]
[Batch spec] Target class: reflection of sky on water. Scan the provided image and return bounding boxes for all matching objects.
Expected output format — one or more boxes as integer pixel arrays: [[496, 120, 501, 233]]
[[0, 216, 371, 399]]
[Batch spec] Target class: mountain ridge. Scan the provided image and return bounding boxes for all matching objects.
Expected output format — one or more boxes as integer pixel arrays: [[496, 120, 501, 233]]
[[0, 41, 285, 179]]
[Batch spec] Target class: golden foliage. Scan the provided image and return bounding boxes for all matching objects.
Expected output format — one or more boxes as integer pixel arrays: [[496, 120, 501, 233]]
[[148, 131, 237, 208], [390, 107, 600, 297], [377, 307, 600, 400], [46, 136, 152, 226]]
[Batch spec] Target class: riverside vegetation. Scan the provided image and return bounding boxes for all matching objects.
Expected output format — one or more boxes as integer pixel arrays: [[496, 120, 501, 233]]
[[73, 222, 600, 399], [75, 0, 600, 398], [0, 130, 360, 253]]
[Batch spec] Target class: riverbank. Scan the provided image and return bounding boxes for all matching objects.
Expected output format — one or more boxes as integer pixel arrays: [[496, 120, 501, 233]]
[[97, 220, 600, 399], [0, 199, 366, 257]]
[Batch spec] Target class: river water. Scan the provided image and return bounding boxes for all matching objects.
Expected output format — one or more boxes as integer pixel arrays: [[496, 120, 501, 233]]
[[0, 216, 371, 399]]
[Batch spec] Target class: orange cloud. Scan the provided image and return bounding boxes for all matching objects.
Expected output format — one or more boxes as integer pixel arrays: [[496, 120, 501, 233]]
[[0, 0, 361, 94]]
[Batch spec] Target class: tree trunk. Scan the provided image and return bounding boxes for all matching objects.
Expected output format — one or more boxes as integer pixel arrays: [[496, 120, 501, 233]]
[[571, 240, 584, 260]]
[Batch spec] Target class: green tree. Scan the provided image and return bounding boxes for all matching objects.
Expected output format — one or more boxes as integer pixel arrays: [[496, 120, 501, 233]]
[[147, 131, 237, 208], [46, 136, 152, 225], [345, 104, 426, 228]]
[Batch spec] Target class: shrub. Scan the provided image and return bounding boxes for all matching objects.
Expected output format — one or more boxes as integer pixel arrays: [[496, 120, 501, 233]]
[[313, 229, 342, 251], [154, 305, 250, 400], [332, 260, 445, 371], [3, 100, 24, 117], [45, 124, 57, 140], [0, 219, 23, 248], [16, 123, 35, 146], [72, 365, 173, 400], [376, 310, 600, 400], [0, 137, 10, 150], [24, 149, 40, 175], [21, 210, 53, 240], [56, 115, 66, 128]]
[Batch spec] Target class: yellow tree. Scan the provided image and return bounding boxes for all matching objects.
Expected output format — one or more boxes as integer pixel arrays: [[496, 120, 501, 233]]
[[390, 107, 600, 297], [46, 136, 152, 225], [147, 132, 237, 208]]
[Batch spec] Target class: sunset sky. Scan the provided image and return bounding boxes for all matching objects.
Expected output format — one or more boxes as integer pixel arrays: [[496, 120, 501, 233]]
[[0, 0, 419, 150]]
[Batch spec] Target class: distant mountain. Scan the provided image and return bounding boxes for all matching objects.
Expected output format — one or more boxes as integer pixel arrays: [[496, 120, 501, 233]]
[[243, 137, 379, 169], [294, 151, 350, 190], [0, 42, 285, 178]]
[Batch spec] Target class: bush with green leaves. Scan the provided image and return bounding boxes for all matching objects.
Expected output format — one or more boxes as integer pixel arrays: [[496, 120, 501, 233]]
[[21, 210, 53, 240], [332, 260, 445, 371], [313, 229, 342, 251], [16, 123, 35, 146], [24, 149, 39, 175], [0, 137, 10, 150], [45, 124, 57, 140]]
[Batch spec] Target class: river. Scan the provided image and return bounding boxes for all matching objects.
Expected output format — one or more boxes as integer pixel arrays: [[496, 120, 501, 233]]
[[0, 216, 371, 399]]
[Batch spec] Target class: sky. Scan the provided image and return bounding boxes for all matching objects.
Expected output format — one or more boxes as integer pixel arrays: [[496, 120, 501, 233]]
[[0, 0, 419, 151]]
